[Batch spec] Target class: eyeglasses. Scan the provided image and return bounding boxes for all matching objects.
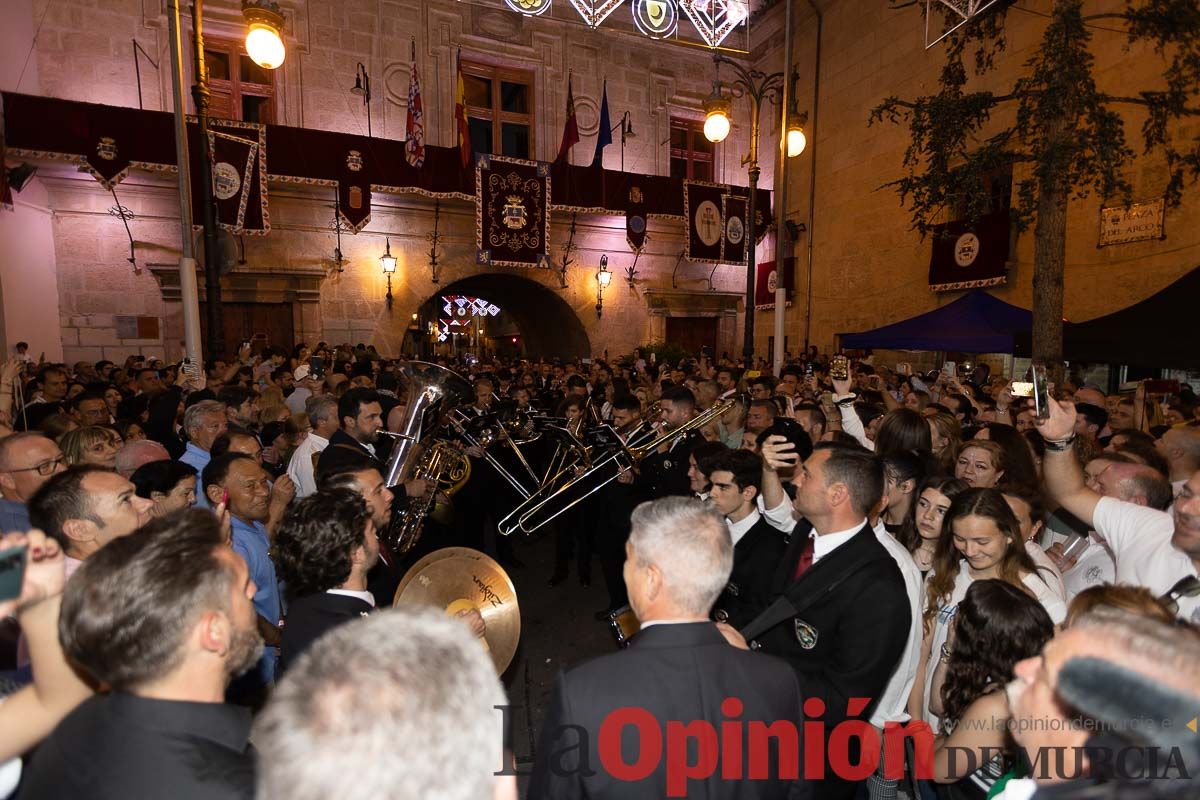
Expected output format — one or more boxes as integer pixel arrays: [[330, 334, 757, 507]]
[[7, 456, 66, 476]]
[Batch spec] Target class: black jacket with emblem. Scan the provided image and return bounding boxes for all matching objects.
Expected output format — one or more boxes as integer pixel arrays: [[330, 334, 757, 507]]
[[714, 515, 789, 631], [639, 428, 704, 499], [745, 521, 910, 800]]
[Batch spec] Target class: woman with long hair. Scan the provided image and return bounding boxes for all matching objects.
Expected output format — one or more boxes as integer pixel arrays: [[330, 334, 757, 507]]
[[928, 580, 1055, 797], [874, 408, 934, 459], [910, 488, 1065, 728], [973, 423, 1039, 491], [927, 412, 961, 473], [898, 476, 969, 574], [954, 439, 1006, 488], [880, 450, 929, 535]]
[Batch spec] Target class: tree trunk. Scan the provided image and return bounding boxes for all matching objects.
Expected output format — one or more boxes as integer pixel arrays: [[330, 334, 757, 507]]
[[1032, 176, 1067, 374]]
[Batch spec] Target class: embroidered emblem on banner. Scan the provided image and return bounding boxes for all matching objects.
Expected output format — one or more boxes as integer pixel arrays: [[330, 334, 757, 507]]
[[346, 150, 364, 172], [630, 186, 644, 204], [503, 195, 528, 230], [954, 232, 980, 267], [96, 137, 118, 161], [726, 214, 744, 245], [213, 162, 241, 200], [695, 200, 722, 246], [349, 186, 363, 210], [794, 619, 818, 649]]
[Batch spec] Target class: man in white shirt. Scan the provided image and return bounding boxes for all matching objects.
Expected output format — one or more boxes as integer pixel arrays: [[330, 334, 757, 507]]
[[1039, 398, 1200, 623], [287, 395, 338, 497], [708, 450, 787, 629]]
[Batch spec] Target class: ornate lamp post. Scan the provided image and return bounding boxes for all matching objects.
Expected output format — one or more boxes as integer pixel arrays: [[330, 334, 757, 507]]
[[703, 54, 804, 365], [167, 0, 285, 360], [380, 237, 397, 309], [595, 254, 612, 318]]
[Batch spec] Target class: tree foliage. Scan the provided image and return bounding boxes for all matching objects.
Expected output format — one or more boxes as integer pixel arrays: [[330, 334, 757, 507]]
[[871, 0, 1200, 232], [869, 0, 1200, 366]]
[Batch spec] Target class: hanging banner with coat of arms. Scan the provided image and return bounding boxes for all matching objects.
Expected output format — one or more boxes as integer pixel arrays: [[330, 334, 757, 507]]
[[338, 147, 372, 233], [626, 183, 648, 252], [721, 194, 748, 265], [684, 180, 726, 264], [927, 209, 1010, 292], [476, 154, 551, 269], [755, 257, 796, 308], [190, 118, 269, 235]]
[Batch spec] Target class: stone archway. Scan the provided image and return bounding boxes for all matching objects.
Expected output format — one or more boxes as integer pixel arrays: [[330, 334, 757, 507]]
[[419, 273, 591, 359]]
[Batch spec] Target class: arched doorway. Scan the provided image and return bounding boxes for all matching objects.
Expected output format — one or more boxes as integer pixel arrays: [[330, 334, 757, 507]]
[[409, 273, 591, 360]]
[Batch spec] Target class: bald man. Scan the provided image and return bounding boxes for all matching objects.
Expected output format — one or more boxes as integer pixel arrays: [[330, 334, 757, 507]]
[[1157, 426, 1200, 497]]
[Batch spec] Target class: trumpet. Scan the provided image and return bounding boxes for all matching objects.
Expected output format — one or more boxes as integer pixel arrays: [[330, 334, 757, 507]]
[[497, 398, 736, 537]]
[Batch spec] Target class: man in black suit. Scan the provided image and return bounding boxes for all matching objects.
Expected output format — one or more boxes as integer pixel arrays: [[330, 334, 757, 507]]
[[592, 394, 651, 618], [314, 387, 392, 479], [640, 386, 705, 499], [272, 489, 380, 674], [529, 497, 805, 800], [723, 443, 911, 800], [708, 449, 788, 630]]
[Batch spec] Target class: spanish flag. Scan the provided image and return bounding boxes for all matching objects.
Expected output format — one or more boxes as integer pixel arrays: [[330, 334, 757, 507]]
[[455, 50, 471, 168], [556, 74, 580, 164]]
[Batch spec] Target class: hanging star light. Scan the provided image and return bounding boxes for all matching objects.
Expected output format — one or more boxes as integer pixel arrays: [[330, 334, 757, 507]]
[[678, 0, 748, 48], [568, 0, 626, 28]]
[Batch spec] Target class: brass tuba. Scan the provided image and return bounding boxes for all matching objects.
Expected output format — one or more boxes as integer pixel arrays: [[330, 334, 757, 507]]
[[380, 361, 474, 555]]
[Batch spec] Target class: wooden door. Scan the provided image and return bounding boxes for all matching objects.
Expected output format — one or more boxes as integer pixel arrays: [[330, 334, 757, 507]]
[[199, 302, 295, 359], [665, 316, 718, 356]]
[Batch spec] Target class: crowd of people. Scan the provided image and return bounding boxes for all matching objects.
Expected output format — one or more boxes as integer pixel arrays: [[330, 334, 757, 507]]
[[0, 340, 1197, 799]]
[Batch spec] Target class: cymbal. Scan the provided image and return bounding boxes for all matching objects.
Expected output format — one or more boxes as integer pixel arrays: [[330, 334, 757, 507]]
[[393, 548, 521, 674], [394, 546, 478, 598]]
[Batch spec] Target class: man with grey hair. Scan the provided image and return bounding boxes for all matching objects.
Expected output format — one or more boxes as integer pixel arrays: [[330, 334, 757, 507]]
[[179, 399, 228, 508], [287, 394, 338, 497], [529, 496, 804, 799], [254, 608, 516, 800], [1005, 608, 1200, 792], [0, 432, 66, 533]]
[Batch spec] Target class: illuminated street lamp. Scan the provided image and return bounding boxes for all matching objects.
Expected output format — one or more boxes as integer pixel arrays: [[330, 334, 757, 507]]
[[381, 238, 397, 309], [595, 254, 612, 318], [242, 0, 286, 69]]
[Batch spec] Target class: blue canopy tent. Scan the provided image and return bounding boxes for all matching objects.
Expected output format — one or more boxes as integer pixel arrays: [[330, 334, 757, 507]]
[[839, 290, 1032, 353]]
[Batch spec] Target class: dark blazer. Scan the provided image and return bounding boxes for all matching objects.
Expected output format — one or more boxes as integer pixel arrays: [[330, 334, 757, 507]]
[[714, 516, 790, 630], [279, 591, 373, 674], [528, 622, 806, 800], [315, 429, 389, 479], [639, 428, 704, 499], [747, 522, 910, 800]]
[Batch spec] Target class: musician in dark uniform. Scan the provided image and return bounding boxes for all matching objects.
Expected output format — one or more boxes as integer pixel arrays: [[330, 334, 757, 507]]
[[272, 489, 379, 674], [314, 387, 391, 478], [639, 385, 705, 499], [723, 443, 910, 800], [707, 449, 788, 630], [452, 376, 523, 567], [592, 394, 650, 618]]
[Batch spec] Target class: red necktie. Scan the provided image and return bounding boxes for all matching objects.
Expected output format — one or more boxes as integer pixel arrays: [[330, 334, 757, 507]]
[[793, 535, 815, 580]]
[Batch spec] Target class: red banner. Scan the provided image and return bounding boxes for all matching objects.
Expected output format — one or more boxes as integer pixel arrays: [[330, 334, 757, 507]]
[[755, 257, 795, 308]]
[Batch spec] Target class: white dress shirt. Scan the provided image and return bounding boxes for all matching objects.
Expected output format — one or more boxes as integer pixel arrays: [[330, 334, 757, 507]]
[[326, 588, 376, 608], [726, 508, 761, 547], [287, 432, 329, 497], [810, 519, 867, 564]]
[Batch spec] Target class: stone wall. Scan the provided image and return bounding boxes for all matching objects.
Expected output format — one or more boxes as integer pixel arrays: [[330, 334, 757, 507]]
[[20, 0, 775, 362]]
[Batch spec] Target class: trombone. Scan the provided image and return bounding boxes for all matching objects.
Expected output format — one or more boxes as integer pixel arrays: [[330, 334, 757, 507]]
[[497, 398, 734, 537]]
